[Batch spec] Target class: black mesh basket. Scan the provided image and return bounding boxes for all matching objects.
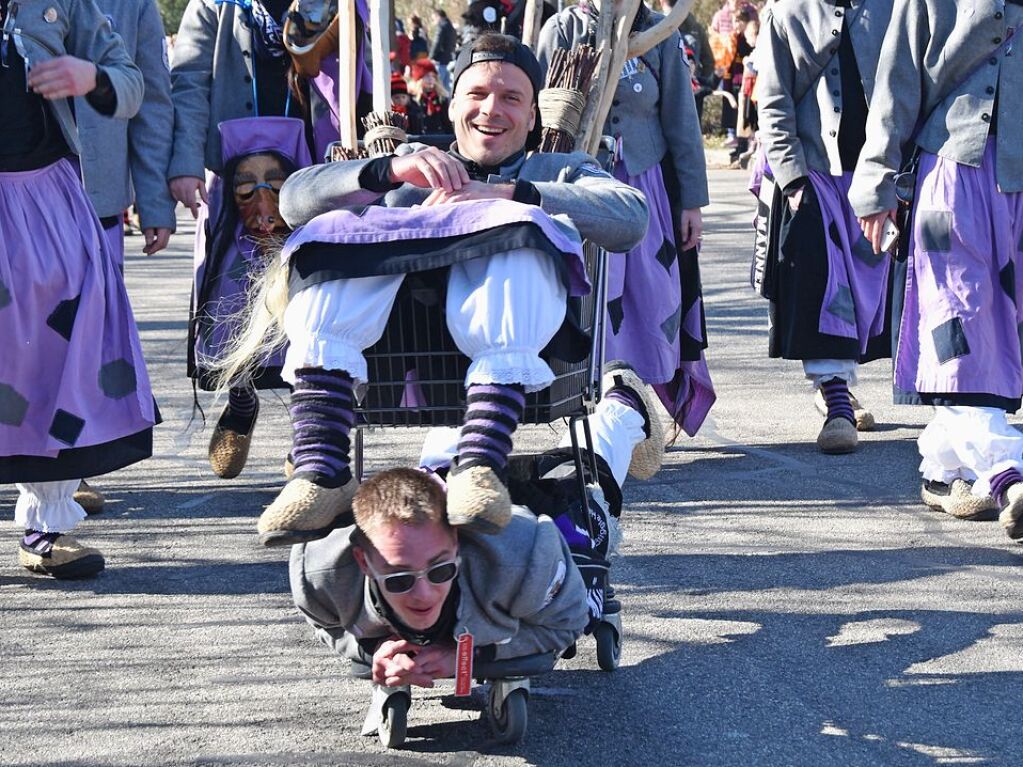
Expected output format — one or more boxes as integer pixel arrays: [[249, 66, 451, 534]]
[[358, 249, 597, 427]]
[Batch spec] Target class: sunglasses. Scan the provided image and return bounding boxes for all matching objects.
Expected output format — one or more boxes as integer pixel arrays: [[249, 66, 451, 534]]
[[365, 555, 461, 594], [234, 179, 285, 200]]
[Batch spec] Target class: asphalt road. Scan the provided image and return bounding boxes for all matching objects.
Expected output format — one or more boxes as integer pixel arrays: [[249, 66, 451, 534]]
[[2, 168, 1022, 767]]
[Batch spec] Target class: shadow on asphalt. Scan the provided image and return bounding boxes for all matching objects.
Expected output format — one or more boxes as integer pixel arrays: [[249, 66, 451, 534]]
[[510, 610, 1021, 767], [616, 545, 1023, 595], [0, 559, 290, 595], [304, 607, 1023, 766]]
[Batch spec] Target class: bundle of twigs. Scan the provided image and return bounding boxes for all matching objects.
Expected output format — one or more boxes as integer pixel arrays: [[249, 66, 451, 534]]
[[538, 45, 602, 153], [362, 111, 409, 158], [328, 142, 367, 161]]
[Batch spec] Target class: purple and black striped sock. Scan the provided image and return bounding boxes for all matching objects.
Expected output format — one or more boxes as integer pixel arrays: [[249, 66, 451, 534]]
[[21, 530, 61, 556], [454, 383, 526, 474], [820, 377, 854, 425], [221, 385, 258, 433], [290, 367, 354, 488], [988, 467, 1023, 505]]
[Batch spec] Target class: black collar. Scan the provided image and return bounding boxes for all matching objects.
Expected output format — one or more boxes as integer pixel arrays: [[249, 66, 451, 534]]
[[368, 577, 460, 647], [448, 145, 526, 180]]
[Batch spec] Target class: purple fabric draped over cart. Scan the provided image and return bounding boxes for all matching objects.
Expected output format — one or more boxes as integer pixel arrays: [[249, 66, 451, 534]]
[[0, 160, 156, 463], [896, 139, 1023, 402], [607, 161, 715, 437], [281, 199, 592, 296]]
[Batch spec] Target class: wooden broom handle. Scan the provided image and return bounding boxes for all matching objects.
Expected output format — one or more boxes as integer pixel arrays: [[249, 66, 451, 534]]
[[338, 0, 359, 150]]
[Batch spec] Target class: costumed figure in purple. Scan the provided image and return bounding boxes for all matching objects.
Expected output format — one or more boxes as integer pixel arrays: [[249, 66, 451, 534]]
[[169, 0, 370, 479], [190, 117, 311, 477], [0, 0, 158, 579], [214, 35, 650, 548], [850, 0, 1023, 539], [753, 0, 894, 454], [538, 1, 716, 441]]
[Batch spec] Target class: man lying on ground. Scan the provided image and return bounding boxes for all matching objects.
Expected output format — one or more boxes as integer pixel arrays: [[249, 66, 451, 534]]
[[289, 363, 665, 687]]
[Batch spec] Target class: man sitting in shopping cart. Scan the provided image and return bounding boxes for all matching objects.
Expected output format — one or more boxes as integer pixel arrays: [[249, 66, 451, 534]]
[[219, 33, 649, 547]]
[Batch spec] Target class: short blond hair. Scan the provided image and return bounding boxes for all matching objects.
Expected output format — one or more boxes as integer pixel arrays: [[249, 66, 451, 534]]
[[352, 468, 448, 536]]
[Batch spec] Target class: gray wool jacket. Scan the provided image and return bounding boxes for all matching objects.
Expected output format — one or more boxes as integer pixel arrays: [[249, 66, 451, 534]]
[[849, 0, 1023, 217], [169, 0, 261, 178], [289, 509, 589, 661], [536, 7, 710, 211], [3, 0, 143, 155], [755, 0, 893, 193], [279, 143, 650, 254], [76, 0, 176, 228]]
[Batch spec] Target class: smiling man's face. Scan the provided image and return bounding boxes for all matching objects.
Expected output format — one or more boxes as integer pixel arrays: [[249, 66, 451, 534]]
[[355, 519, 460, 631], [449, 60, 536, 167]]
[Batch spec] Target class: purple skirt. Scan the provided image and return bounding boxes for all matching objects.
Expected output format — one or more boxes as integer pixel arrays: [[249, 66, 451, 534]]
[[0, 160, 156, 481], [767, 171, 891, 363], [607, 162, 715, 436], [895, 139, 1023, 409], [808, 171, 890, 351]]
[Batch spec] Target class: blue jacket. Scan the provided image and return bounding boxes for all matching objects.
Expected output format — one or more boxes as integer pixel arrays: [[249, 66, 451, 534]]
[[76, 0, 176, 228]]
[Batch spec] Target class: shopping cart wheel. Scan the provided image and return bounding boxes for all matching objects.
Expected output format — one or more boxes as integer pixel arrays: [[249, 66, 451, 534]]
[[378, 693, 409, 749], [489, 685, 528, 744], [594, 620, 621, 672]]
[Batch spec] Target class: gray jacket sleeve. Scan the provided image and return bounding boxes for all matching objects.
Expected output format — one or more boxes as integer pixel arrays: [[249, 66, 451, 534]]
[[849, 0, 928, 217], [492, 516, 588, 660], [289, 536, 390, 662], [535, 14, 565, 74], [169, 0, 218, 179], [530, 153, 649, 253], [68, 0, 143, 120], [129, 0, 177, 231], [755, 13, 809, 192], [658, 32, 710, 210], [278, 157, 387, 227]]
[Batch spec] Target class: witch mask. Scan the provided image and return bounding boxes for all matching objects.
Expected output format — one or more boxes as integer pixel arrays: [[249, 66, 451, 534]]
[[233, 152, 292, 235]]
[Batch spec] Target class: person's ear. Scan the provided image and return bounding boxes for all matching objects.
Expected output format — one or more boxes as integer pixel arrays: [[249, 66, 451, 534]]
[[352, 545, 369, 575], [528, 100, 536, 132]]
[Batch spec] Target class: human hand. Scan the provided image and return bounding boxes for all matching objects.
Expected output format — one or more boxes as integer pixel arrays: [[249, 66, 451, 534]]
[[372, 639, 456, 688], [389, 147, 470, 192], [142, 227, 172, 255], [786, 186, 804, 213], [421, 181, 514, 206], [678, 208, 703, 251], [858, 210, 897, 255], [169, 177, 208, 219], [27, 56, 97, 99]]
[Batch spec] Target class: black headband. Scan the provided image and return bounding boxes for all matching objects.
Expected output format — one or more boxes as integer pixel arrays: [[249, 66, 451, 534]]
[[451, 37, 544, 98]]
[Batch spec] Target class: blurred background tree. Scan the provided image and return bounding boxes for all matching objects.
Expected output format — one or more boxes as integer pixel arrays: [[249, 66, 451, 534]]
[[157, 0, 190, 35]]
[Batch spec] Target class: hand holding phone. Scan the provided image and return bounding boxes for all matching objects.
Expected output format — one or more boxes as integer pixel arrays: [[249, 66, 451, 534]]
[[880, 218, 900, 254]]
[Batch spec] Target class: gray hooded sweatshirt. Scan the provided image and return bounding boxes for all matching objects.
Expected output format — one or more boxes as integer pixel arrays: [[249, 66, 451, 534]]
[[289, 509, 589, 662]]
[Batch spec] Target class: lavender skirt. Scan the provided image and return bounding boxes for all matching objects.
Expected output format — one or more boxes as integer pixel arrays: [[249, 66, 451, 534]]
[[895, 139, 1023, 410], [608, 162, 715, 436], [0, 160, 156, 482], [769, 171, 891, 362]]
